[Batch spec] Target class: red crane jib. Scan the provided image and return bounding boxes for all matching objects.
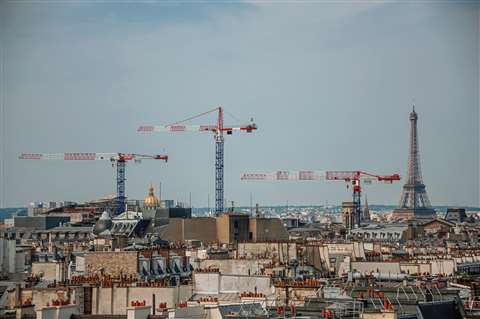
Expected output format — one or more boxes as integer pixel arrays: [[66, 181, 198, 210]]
[[326, 171, 400, 182]]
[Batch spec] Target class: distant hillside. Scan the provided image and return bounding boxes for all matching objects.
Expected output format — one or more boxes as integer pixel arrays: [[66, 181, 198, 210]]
[[0, 208, 27, 220]]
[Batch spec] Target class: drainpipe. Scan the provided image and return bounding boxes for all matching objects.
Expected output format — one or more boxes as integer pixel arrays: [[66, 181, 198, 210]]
[[15, 283, 21, 307]]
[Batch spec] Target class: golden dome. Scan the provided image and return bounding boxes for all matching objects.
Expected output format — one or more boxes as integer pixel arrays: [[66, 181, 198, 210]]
[[144, 184, 159, 207]]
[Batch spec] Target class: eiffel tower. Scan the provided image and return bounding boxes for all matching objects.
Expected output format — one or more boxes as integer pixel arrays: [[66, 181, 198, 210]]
[[393, 106, 436, 219]]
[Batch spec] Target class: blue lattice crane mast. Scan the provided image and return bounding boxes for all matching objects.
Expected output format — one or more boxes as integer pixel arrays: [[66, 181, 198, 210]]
[[138, 106, 257, 215], [19, 152, 168, 214]]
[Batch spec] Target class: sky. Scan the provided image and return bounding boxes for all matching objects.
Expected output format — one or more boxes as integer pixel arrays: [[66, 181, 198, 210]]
[[0, 1, 478, 208]]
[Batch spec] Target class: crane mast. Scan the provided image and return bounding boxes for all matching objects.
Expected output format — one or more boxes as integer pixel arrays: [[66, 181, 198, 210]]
[[215, 107, 225, 213], [116, 158, 127, 215]]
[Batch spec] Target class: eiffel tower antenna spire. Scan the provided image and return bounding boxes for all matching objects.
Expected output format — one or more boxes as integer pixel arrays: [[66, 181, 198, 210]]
[[393, 106, 436, 220]]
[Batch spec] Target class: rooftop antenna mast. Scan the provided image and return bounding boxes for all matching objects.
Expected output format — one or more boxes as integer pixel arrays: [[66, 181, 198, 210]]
[[250, 192, 253, 216], [158, 181, 162, 201], [208, 193, 211, 216]]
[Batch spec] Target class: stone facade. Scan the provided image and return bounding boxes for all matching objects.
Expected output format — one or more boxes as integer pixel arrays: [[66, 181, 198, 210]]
[[32, 262, 65, 282], [159, 215, 289, 244], [342, 202, 356, 230], [248, 218, 289, 241], [421, 219, 454, 236], [91, 285, 193, 315], [216, 214, 250, 244], [84, 251, 138, 277], [160, 218, 217, 243]]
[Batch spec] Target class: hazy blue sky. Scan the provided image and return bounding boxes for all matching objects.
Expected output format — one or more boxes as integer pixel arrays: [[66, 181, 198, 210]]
[[0, 1, 478, 208]]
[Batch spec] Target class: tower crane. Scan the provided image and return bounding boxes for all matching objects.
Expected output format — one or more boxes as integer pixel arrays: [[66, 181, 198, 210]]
[[138, 106, 257, 215], [19, 152, 168, 215], [241, 170, 400, 226]]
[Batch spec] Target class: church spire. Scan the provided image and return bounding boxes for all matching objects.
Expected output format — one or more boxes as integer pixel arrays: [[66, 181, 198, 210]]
[[363, 195, 370, 221]]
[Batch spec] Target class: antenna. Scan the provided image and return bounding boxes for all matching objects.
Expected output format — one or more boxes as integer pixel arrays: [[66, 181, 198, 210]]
[[250, 192, 253, 216], [208, 193, 211, 216], [0, 78, 4, 208], [158, 181, 162, 201]]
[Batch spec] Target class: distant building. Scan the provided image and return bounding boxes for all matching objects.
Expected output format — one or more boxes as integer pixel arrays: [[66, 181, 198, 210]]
[[158, 214, 289, 244], [143, 184, 161, 208], [421, 218, 455, 236], [350, 223, 407, 241], [362, 196, 370, 221], [142, 184, 191, 225], [282, 217, 300, 229], [444, 207, 468, 223], [342, 202, 356, 230], [163, 199, 175, 209], [159, 217, 218, 243], [248, 217, 289, 242], [43, 206, 96, 225], [12, 215, 70, 230], [27, 202, 44, 216], [216, 214, 250, 244]]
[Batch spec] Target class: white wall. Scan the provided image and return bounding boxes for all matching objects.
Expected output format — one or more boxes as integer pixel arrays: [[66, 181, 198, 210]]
[[75, 256, 85, 273], [194, 273, 220, 294], [32, 262, 64, 282], [127, 306, 151, 319], [431, 259, 456, 276], [36, 305, 79, 319], [8, 240, 16, 273], [91, 285, 193, 315], [351, 262, 401, 275], [220, 274, 271, 295], [194, 272, 272, 296]]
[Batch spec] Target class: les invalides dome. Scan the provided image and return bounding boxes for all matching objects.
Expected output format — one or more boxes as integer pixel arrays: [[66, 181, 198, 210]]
[[144, 184, 160, 207]]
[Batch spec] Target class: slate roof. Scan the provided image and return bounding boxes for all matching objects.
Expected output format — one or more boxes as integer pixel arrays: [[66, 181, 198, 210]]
[[416, 300, 463, 319]]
